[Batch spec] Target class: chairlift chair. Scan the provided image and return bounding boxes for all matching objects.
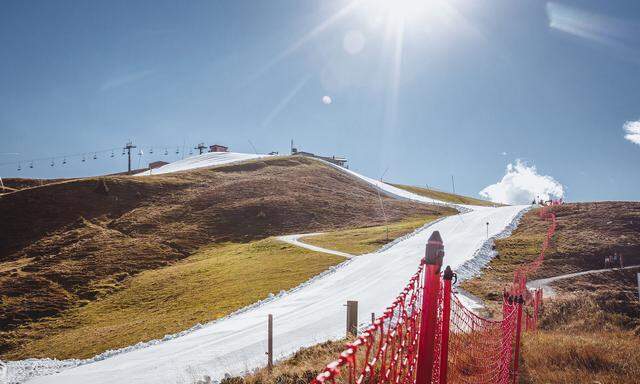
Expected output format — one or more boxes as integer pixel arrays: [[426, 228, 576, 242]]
[[17, 163, 21, 171], [63, 158, 67, 165], [93, 153, 97, 160], [164, 148, 168, 155], [29, 162, 34, 168]]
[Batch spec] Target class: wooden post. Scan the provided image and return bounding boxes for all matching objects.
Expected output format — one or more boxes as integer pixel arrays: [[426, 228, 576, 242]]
[[512, 296, 524, 384], [416, 231, 444, 384], [267, 314, 273, 371], [439, 266, 454, 384], [346, 301, 358, 336]]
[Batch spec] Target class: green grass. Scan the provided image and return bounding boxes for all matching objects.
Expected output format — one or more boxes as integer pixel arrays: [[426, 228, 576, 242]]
[[5, 239, 343, 360], [300, 215, 445, 255], [390, 183, 501, 207]]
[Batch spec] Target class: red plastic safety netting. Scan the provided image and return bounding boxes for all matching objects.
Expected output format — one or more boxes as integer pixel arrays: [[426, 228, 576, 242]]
[[314, 264, 426, 384], [313, 205, 558, 384], [444, 295, 517, 384]]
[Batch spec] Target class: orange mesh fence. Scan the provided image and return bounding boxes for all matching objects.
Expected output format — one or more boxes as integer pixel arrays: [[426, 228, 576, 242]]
[[313, 205, 558, 384], [314, 264, 425, 384]]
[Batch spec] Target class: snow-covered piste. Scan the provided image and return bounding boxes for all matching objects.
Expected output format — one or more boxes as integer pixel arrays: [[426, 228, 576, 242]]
[[9, 152, 527, 384], [134, 152, 271, 176]]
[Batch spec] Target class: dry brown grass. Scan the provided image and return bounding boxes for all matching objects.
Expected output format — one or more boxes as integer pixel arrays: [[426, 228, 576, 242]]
[[390, 183, 501, 207], [3, 239, 344, 360], [459, 202, 640, 383], [521, 330, 640, 384], [228, 340, 350, 384], [299, 215, 445, 255]]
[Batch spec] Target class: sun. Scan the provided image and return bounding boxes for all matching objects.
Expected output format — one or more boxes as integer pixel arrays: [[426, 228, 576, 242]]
[[365, 0, 431, 26]]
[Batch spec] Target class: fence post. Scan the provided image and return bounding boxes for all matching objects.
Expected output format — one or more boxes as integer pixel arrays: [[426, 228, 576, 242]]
[[267, 314, 273, 371], [512, 296, 524, 384], [439, 266, 454, 384], [346, 301, 358, 336], [416, 231, 444, 384]]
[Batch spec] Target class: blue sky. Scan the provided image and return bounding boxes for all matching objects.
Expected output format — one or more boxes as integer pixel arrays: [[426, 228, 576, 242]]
[[1, 0, 639, 202]]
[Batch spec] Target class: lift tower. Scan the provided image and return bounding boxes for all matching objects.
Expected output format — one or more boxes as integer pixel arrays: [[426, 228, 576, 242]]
[[124, 141, 137, 175], [195, 143, 207, 155]]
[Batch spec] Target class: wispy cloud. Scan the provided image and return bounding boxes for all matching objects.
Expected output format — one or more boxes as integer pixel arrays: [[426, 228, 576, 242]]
[[100, 69, 155, 92], [546, 2, 640, 61], [623, 120, 640, 146], [479, 160, 564, 205], [261, 75, 311, 128]]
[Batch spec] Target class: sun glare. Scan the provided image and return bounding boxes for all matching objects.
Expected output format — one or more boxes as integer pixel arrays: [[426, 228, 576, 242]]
[[367, 0, 430, 25]]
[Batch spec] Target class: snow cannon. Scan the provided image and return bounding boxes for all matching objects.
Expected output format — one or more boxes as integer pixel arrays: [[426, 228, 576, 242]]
[[424, 231, 444, 272]]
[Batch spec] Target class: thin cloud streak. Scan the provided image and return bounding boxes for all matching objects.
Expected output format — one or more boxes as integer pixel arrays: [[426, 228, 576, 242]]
[[239, 1, 361, 88], [261, 75, 311, 128], [100, 69, 155, 92], [546, 2, 640, 61]]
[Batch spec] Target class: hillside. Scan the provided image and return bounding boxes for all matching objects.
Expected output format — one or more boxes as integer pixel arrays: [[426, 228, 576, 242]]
[[0, 156, 455, 358], [461, 202, 640, 383], [391, 183, 500, 206]]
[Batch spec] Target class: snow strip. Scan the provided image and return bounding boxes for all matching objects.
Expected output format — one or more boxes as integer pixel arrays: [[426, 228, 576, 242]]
[[454, 206, 531, 282], [276, 234, 354, 258], [134, 152, 271, 176]]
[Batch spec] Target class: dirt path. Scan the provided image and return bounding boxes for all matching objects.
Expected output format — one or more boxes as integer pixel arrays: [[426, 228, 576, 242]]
[[276, 233, 354, 258], [527, 264, 640, 297]]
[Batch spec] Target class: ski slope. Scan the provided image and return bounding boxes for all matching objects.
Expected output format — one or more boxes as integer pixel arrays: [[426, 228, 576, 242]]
[[7, 153, 527, 384], [134, 152, 271, 176]]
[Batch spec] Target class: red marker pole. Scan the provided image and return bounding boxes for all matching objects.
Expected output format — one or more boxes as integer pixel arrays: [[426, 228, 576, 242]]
[[416, 231, 444, 384]]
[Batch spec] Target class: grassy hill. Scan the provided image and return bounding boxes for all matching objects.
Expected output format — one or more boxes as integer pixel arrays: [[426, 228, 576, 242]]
[[0, 156, 455, 358], [390, 183, 500, 206], [461, 202, 640, 383]]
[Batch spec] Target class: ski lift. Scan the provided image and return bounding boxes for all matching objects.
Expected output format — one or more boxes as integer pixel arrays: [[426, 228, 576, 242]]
[[29, 161, 34, 169], [82, 155, 86, 162], [50, 159, 54, 167], [121, 148, 126, 156], [63, 157, 67, 165], [110, 151, 115, 158], [17, 163, 21, 171], [150, 147, 154, 154], [164, 148, 168, 155], [189, 149, 193, 155], [138, 149, 144, 156], [175, 147, 179, 155], [93, 153, 97, 160]]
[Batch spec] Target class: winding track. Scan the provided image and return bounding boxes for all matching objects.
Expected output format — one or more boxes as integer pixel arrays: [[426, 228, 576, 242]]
[[276, 233, 354, 258], [7, 154, 526, 384], [527, 265, 640, 297]]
